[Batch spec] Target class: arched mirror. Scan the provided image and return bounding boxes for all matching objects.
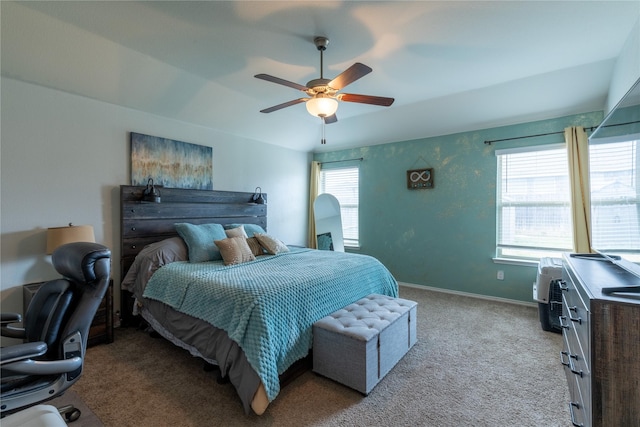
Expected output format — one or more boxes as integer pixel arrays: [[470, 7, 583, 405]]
[[313, 193, 344, 252]]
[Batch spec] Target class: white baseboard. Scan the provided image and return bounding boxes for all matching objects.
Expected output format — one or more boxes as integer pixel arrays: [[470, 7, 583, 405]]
[[398, 281, 537, 308]]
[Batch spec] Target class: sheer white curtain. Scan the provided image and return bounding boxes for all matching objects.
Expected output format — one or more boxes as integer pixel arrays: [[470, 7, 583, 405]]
[[565, 126, 593, 253], [307, 161, 321, 248]]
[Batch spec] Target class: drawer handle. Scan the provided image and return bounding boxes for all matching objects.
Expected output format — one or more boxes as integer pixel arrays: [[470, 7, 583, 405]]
[[559, 316, 570, 330], [569, 354, 583, 378], [560, 351, 583, 377], [558, 280, 569, 291], [568, 311, 582, 324], [569, 402, 584, 427]]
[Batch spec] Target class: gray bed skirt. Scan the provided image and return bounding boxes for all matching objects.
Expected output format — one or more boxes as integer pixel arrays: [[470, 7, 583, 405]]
[[137, 297, 261, 414]]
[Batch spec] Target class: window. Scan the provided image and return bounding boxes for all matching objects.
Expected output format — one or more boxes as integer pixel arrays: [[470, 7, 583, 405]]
[[496, 139, 640, 262], [496, 145, 573, 260], [590, 139, 640, 261], [319, 166, 359, 247]]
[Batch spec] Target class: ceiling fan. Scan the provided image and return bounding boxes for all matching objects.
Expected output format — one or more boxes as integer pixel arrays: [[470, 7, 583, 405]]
[[255, 36, 394, 143]]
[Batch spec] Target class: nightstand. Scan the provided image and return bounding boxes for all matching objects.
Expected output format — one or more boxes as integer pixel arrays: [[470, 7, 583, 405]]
[[23, 279, 114, 347]]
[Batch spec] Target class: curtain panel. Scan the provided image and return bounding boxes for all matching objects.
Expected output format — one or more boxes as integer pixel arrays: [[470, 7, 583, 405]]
[[307, 161, 321, 248], [565, 126, 593, 253]]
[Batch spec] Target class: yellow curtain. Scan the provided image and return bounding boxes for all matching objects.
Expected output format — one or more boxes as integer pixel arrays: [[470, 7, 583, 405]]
[[565, 126, 593, 253], [307, 161, 321, 248]]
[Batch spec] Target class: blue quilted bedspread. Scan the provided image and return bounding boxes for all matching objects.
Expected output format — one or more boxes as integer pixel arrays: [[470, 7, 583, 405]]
[[142, 248, 398, 401]]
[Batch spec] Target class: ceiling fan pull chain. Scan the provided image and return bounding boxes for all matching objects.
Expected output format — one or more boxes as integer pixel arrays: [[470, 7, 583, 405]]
[[321, 118, 327, 144]]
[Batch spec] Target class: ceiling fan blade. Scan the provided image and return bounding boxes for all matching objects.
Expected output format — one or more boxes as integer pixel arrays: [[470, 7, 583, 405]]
[[328, 63, 372, 90], [338, 93, 395, 107], [260, 98, 308, 113], [255, 74, 309, 91], [323, 114, 338, 124]]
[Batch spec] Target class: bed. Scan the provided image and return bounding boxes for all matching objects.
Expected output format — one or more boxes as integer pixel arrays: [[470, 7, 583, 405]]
[[119, 185, 398, 415]]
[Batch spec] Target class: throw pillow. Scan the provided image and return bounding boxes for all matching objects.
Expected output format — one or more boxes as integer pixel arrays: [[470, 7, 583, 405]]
[[225, 225, 248, 238], [175, 222, 226, 262], [246, 237, 264, 256], [254, 233, 290, 255], [224, 223, 266, 238], [214, 236, 256, 265]]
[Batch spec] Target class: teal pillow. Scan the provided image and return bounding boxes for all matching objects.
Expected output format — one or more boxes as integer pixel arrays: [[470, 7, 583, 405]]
[[224, 223, 266, 238], [175, 223, 226, 262]]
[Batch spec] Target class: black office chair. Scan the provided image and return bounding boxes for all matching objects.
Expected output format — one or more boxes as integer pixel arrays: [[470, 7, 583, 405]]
[[0, 242, 111, 421]]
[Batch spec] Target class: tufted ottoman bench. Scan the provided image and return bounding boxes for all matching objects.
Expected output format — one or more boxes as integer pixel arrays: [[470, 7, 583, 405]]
[[312, 294, 417, 395]]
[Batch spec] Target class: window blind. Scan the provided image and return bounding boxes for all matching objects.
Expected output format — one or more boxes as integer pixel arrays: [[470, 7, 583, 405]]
[[496, 145, 573, 259], [320, 166, 359, 247], [590, 139, 640, 258]]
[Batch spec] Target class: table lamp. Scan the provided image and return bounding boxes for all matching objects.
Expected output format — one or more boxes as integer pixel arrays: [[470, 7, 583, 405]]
[[46, 223, 95, 254]]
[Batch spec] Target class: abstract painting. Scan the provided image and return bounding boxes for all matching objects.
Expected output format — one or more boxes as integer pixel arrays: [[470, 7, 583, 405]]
[[131, 132, 213, 190]]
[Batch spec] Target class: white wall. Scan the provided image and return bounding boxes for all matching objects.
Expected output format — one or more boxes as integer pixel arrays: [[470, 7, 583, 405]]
[[0, 77, 311, 317], [607, 16, 640, 112]]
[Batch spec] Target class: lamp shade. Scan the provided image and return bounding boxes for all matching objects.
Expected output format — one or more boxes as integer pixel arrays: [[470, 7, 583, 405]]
[[46, 224, 95, 254], [306, 97, 338, 118]]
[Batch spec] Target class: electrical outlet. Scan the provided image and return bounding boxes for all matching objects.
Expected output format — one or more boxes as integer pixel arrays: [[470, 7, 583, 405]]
[[497, 270, 504, 280]]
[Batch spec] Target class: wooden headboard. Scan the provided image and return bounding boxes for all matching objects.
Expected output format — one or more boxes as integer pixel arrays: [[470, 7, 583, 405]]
[[120, 185, 267, 279]]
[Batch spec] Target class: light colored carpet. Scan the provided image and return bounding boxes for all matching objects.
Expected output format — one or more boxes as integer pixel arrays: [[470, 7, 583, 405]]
[[72, 286, 571, 426]]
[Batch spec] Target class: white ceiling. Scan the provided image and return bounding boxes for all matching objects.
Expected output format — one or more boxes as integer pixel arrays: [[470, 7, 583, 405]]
[[2, 1, 639, 152]]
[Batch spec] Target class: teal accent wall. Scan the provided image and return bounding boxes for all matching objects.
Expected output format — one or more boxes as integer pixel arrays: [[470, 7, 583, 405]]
[[314, 112, 603, 302]]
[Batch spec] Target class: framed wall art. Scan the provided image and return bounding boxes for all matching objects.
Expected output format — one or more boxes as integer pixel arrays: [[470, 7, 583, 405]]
[[130, 132, 213, 190], [407, 168, 434, 189]]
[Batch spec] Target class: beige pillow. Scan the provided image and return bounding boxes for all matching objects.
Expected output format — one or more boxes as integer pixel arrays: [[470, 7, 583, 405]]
[[214, 236, 256, 265], [255, 233, 290, 255], [246, 237, 264, 256], [225, 225, 248, 238]]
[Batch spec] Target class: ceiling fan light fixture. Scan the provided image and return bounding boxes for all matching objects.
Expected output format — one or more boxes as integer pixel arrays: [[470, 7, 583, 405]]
[[306, 96, 338, 118]]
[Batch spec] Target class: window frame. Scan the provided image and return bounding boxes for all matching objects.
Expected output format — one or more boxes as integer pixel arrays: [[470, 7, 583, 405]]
[[319, 164, 360, 248], [495, 143, 573, 262], [495, 138, 640, 264]]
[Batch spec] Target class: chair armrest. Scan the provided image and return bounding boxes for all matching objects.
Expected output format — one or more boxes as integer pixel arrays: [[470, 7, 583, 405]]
[[0, 341, 47, 365], [1, 340, 82, 375], [2, 357, 82, 376], [1, 312, 22, 324], [1, 313, 26, 339]]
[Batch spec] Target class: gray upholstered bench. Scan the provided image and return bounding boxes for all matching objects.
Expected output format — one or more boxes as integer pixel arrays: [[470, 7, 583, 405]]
[[312, 293, 417, 395]]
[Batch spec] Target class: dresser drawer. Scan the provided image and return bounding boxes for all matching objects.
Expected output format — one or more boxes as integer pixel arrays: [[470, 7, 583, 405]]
[[560, 289, 590, 361], [561, 278, 592, 427], [562, 253, 640, 426], [562, 330, 589, 427], [564, 293, 591, 388]]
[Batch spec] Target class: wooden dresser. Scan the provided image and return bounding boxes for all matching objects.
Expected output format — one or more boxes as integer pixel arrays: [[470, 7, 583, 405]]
[[560, 254, 640, 427]]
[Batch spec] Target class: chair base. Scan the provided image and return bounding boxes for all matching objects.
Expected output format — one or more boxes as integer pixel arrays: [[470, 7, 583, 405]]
[[58, 404, 81, 422], [2, 404, 67, 427]]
